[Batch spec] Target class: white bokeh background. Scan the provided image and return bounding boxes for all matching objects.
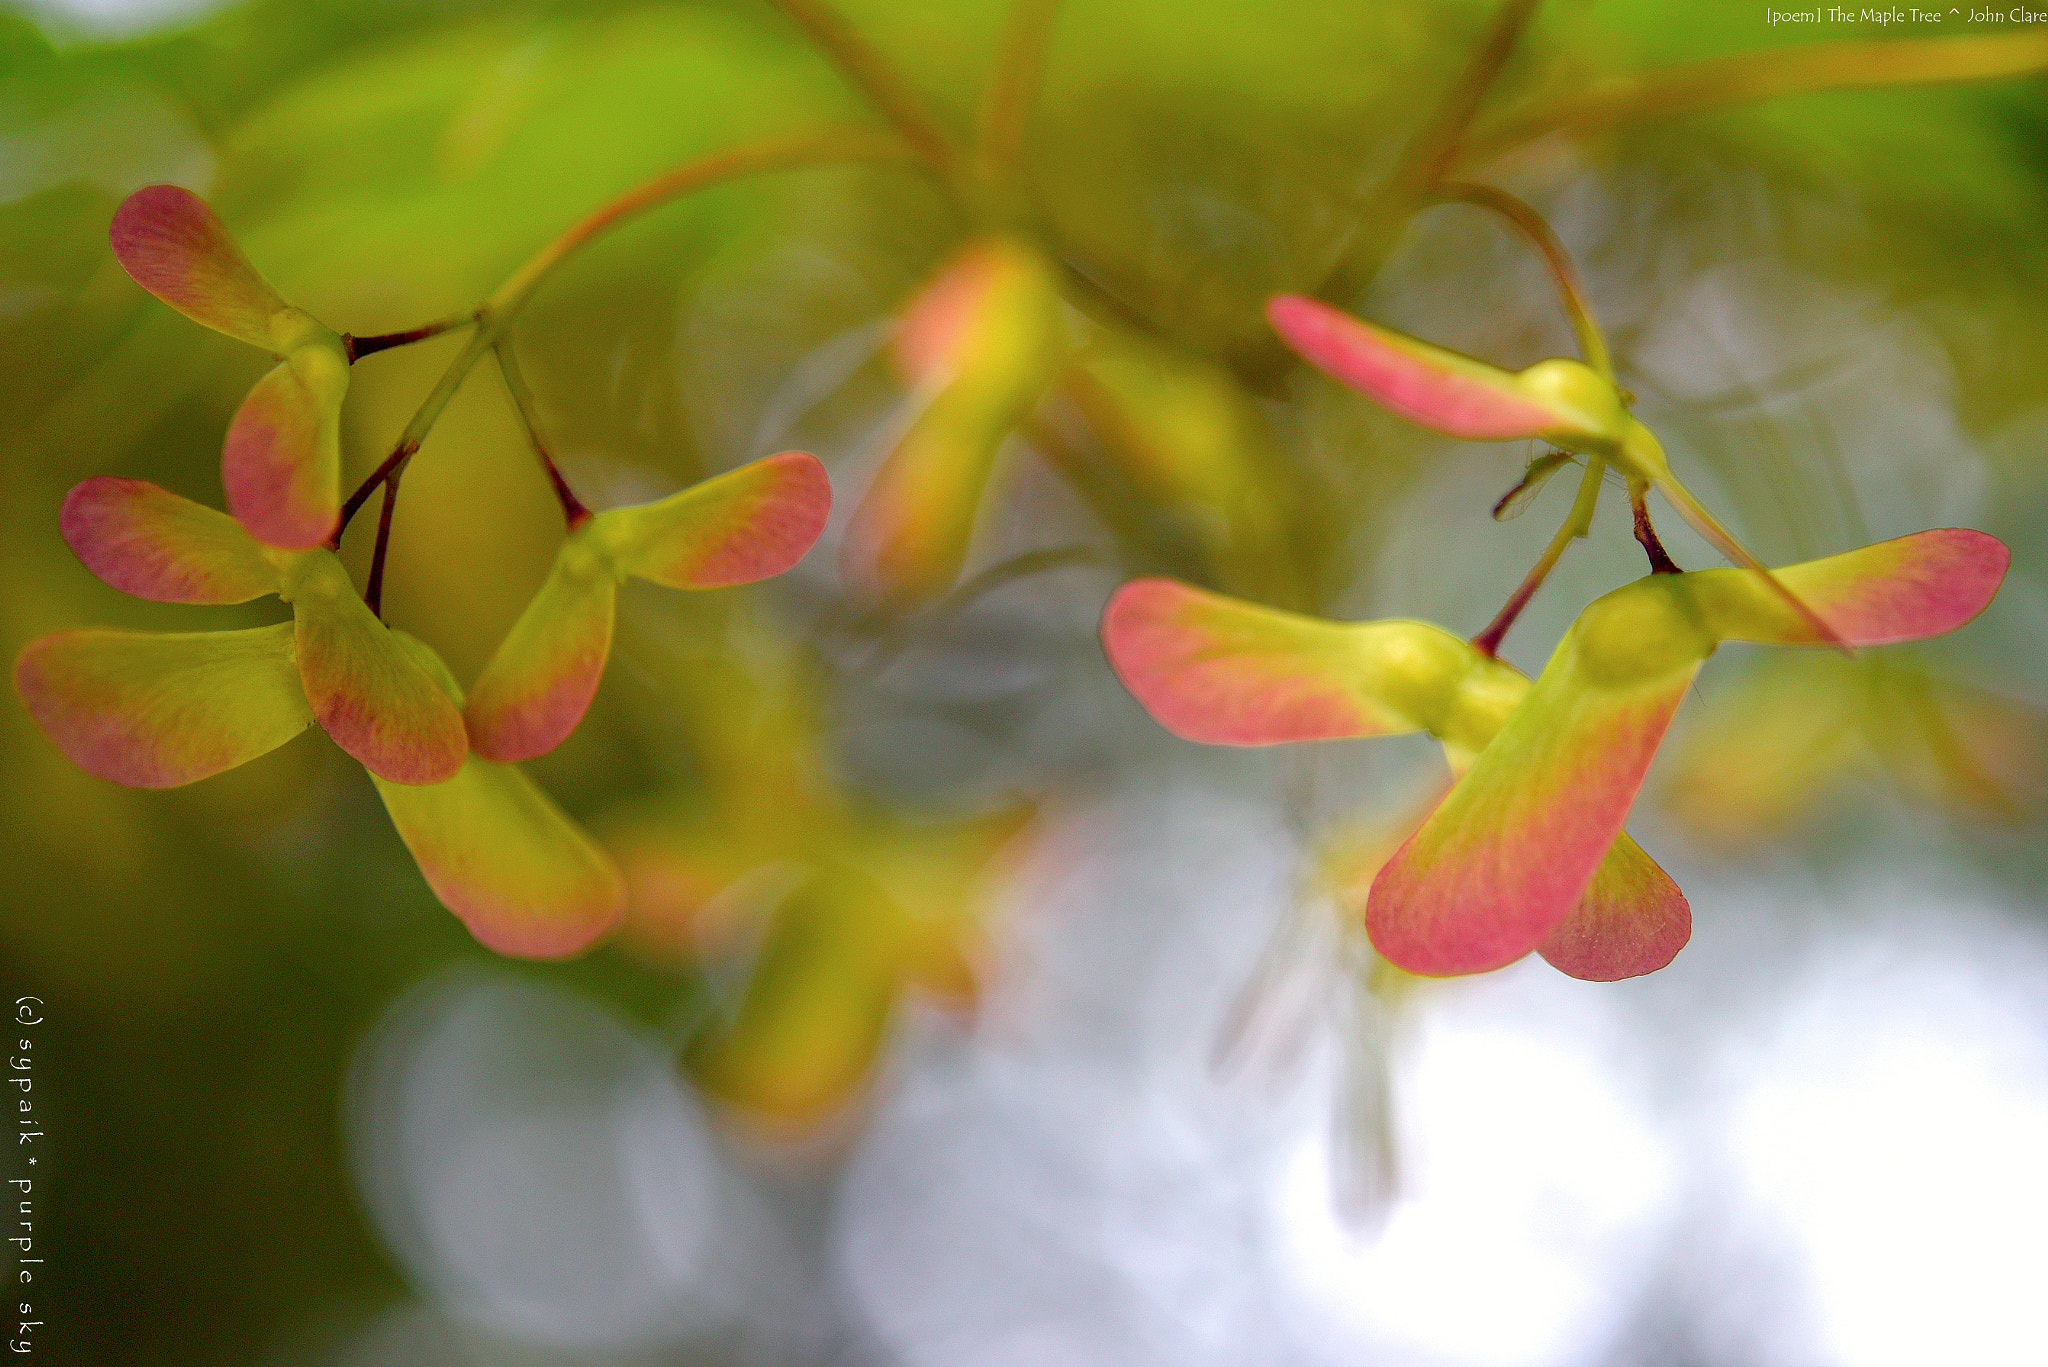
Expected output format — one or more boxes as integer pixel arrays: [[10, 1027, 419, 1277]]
[[335, 779, 2048, 1367]]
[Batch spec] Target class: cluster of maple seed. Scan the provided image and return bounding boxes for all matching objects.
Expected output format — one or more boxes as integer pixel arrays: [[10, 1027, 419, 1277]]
[[15, 186, 832, 958], [1102, 298, 2009, 980], [11, 183, 2011, 989]]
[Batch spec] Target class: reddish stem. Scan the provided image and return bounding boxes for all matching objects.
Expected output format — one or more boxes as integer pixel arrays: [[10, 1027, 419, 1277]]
[[364, 474, 401, 619], [1471, 570, 1545, 660], [1471, 456, 1605, 659], [494, 343, 591, 530], [1630, 484, 1683, 574], [334, 439, 417, 545], [343, 312, 477, 363], [545, 459, 591, 530]]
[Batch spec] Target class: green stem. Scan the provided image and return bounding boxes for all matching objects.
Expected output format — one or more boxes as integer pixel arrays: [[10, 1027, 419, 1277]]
[[1471, 455, 1602, 658], [334, 126, 907, 540], [1433, 180, 1611, 380], [1317, 0, 1545, 300], [1654, 473, 1849, 651], [767, 0, 959, 174], [481, 126, 911, 323], [978, 0, 1064, 179], [1460, 32, 2048, 167]]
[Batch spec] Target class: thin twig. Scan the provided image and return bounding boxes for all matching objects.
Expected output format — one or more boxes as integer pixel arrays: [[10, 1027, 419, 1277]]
[[1459, 32, 2048, 168], [334, 439, 416, 544], [1629, 478, 1682, 575], [494, 340, 591, 528], [1472, 455, 1603, 658], [978, 0, 1064, 178], [343, 310, 478, 363], [767, 0, 958, 173], [363, 472, 402, 619], [1432, 180, 1610, 379]]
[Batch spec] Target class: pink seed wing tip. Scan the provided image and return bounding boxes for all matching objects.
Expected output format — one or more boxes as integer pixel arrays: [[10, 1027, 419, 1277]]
[[223, 373, 340, 550], [675, 451, 832, 587], [301, 634, 467, 785], [1535, 838, 1692, 981], [13, 626, 310, 789], [1101, 579, 1255, 742], [1365, 674, 1691, 977], [467, 664, 605, 764], [896, 249, 995, 381], [453, 886, 625, 960], [1266, 294, 1551, 440], [109, 185, 285, 346], [311, 699, 462, 785], [11, 634, 182, 787], [58, 476, 277, 603], [1100, 579, 1236, 740], [108, 185, 213, 288], [1894, 527, 2009, 632], [1101, 578, 1394, 746], [1365, 841, 1543, 976], [58, 477, 196, 599], [1784, 528, 2012, 646], [384, 760, 628, 959]]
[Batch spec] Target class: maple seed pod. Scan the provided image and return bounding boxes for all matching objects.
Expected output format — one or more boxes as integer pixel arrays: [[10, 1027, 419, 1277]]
[[110, 186, 353, 549], [1265, 292, 1839, 645], [34, 477, 467, 786], [464, 451, 833, 764], [18, 477, 627, 956], [841, 236, 1068, 602], [1102, 529, 2007, 982], [1367, 529, 2009, 979], [1099, 576, 1688, 981]]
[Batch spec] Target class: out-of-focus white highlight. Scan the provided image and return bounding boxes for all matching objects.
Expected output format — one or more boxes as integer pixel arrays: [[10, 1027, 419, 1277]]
[[15, 0, 232, 40], [837, 791, 1676, 1367], [346, 970, 749, 1349], [1274, 970, 1675, 1367], [835, 790, 1307, 1367], [1726, 902, 2048, 1367]]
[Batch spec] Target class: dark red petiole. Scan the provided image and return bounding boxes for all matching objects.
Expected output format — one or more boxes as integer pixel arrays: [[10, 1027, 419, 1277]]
[[1630, 483, 1683, 575], [495, 343, 591, 530], [332, 439, 418, 547], [363, 473, 401, 619], [341, 311, 478, 363]]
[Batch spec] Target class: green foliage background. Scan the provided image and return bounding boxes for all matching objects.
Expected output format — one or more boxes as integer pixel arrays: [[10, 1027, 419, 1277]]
[[2, 0, 2045, 1361]]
